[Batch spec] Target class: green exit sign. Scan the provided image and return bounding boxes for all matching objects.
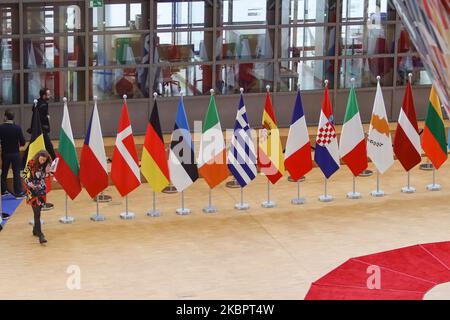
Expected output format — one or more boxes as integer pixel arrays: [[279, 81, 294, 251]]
[[90, 0, 103, 8]]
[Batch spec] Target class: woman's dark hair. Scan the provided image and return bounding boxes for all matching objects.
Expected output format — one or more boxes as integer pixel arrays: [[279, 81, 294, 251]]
[[39, 88, 49, 98], [31, 150, 52, 171]]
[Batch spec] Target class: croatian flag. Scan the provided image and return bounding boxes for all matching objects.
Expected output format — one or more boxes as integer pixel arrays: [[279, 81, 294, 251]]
[[284, 89, 312, 182], [314, 85, 340, 178]]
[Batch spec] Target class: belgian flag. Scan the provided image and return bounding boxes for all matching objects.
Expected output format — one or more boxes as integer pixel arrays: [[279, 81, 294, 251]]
[[26, 107, 46, 163]]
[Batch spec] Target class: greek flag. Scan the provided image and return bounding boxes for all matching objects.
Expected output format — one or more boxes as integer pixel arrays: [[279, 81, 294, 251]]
[[227, 92, 257, 187]]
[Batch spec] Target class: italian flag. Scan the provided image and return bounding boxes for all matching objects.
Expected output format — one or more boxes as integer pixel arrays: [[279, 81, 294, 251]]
[[197, 94, 229, 189], [339, 86, 368, 176], [422, 86, 448, 170], [54, 101, 82, 200]]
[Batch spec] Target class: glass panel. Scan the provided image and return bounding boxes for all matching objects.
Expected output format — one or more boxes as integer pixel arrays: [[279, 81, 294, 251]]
[[340, 23, 395, 56], [218, 0, 275, 27], [280, 26, 336, 59], [24, 2, 84, 34], [0, 73, 19, 105], [24, 37, 85, 69], [25, 71, 85, 103], [280, 0, 337, 24], [156, 0, 213, 29], [217, 63, 273, 94], [0, 4, 19, 35], [397, 56, 432, 85], [218, 29, 274, 60], [339, 57, 394, 88], [91, 0, 149, 31], [0, 38, 20, 70], [152, 64, 212, 96], [396, 24, 417, 54], [278, 60, 334, 91], [91, 68, 150, 100], [91, 34, 146, 66], [156, 31, 213, 62], [341, 0, 396, 22]]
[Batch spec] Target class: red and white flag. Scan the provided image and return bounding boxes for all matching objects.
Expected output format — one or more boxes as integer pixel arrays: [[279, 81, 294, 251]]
[[111, 99, 141, 197], [393, 80, 422, 171]]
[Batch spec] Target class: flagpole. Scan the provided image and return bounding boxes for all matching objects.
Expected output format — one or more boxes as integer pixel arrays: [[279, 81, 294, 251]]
[[235, 186, 250, 210], [291, 180, 305, 205], [120, 195, 135, 219], [91, 194, 106, 221], [147, 191, 161, 217], [371, 170, 385, 197], [176, 191, 191, 215], [262, 180, 276, 208], [401, 74, 416, 194], [203, 188, 217, 214], [427, 166, 441, 191], [319, 177, 333, 202], [59, 193, 75, 224]]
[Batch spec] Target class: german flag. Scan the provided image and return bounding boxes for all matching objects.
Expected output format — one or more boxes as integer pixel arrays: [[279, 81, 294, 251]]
[[141, 99, 170, 192], [422, 86, 448, 169], [26, 107, 46, 163]]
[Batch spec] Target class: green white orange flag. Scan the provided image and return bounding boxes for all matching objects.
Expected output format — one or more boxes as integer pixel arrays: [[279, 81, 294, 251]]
[[197, 92, 229, 188], [339, 86, 368, 176], [422, 85, 448, 169], [54, 99, 82, 200], [258, 89, 285, 184]]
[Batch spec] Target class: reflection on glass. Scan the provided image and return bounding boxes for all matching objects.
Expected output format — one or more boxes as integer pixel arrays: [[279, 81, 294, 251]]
[[397, 25, 417, 54], [156, 31, 213, 62], [25, 71, 85, 103], [0, 4, 19, 35], [24, 37, 85, 69], [341, 0, 396, 22], [278, 60, 334, 91], [217, 63, 273, 94], [218, 29, 274, 60], [91, 68, 150, 100], [280, 26, 336, 59], [0, 38, 19, 70], [91, 0, 149, 31], [24, 2, 84, 34], [0, 73, 19, 105], [339, 57, 394, 88], [156, 0, 213, 29], [219, 0, 275, 26], [91, 34, 145, 66], [340, 24, 395, 56], [280, 0, 337, 24], [397, 56, 431, 85], [152, 64, 212, 96]]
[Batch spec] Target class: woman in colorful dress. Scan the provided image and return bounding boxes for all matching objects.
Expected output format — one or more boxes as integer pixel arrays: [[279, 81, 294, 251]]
[[21, 150, 52, 244]]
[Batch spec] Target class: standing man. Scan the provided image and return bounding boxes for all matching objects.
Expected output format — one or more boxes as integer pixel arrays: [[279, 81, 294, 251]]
[[0, 110, 26, 198]]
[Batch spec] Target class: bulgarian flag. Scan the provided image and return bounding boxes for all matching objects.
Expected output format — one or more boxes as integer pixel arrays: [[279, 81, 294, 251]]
[[339, 86, 368, 176], [422, 86, 448, 169], [54, 99, 82, 200]]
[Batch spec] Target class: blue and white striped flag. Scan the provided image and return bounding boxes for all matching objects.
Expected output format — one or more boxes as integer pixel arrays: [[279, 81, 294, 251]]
[[227, 92, 257, 187]]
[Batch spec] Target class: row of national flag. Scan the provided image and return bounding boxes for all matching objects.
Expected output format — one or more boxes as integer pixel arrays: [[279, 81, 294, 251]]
[[43, 82, 448, 201]]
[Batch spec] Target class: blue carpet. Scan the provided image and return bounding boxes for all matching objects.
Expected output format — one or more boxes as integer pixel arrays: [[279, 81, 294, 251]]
[[0, 194, 24, 231]]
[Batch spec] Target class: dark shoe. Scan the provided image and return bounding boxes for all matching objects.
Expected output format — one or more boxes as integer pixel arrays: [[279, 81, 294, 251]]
[[33, 229, 39, 237], [39, 234, 47, 244], [14, 192, 26, 199]]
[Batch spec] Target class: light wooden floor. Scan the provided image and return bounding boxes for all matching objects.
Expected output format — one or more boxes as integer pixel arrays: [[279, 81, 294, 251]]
[[1, 161, 449, 300]]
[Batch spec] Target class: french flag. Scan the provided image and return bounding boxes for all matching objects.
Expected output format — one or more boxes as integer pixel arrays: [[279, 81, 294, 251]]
[[79, 101, 109, 198], [284, 89, 313, 181]]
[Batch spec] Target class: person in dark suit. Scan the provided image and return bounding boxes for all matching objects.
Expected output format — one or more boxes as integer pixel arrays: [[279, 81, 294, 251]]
[[0, 110, 26, 198]]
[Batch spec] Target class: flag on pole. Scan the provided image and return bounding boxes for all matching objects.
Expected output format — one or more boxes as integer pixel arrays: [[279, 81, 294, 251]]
[[339, 86, 368, 176], [79, 100, 109, 198], [26, 106, 46, 163], [228, 91, 257, 187], [168, 95, 199, 192], [314, 84, 340, 178], [393, 80, 421, 171], [422, 85, 448, 169], [111, 98, 141, 197], [284, 89, 312, 181], [198, 93, 229, 189], [367, 78, 394, 174], [258, 89, 285, 184], [54, 99, 82, 200], [141, 99, 170, 193]]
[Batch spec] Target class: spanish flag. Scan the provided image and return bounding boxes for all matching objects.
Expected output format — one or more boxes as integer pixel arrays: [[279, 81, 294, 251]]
[[258, 90, 285, 184], [422, 86, 448, 169], [26, 107, 46, 163], [141, 99, 170, 192]]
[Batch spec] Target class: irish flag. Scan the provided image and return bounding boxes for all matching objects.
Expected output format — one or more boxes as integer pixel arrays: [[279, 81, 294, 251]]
[[198, 92, 229, 189], [339, 86, 368, 177], [54, 99, 82, 200], [422, 86, 448, 169]]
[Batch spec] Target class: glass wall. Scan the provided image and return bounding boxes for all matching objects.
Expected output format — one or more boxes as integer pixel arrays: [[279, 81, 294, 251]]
[[0, 0, 430, 106]]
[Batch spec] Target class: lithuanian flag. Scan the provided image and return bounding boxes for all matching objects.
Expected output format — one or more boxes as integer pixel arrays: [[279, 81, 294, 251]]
[[422, 86, 448, 169]]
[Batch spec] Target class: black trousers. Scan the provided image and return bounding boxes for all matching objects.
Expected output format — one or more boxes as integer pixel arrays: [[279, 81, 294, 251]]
[[33, 206, 42, 235], [43, 133, 56, 160], [1, 153, 22, 195]]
